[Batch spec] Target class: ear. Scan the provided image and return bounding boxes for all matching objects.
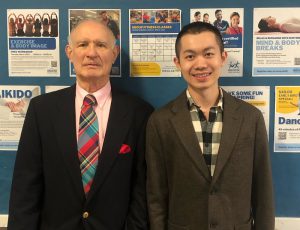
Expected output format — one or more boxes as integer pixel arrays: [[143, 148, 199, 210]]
[[221, 51, 228, 66], [65, 44, 72, 61], [173, 56, 181, 70]]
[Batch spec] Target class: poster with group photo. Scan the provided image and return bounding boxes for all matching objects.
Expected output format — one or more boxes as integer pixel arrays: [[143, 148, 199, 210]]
[[274, 86, 300, 152], [7, 9, 60, 77], [68, 9, 121, 77], [253, 8, 300, 76], [190, 8, 244, 77], [0, 85, 40, 150], [129, 9, 181, 77], [222, 86, 270, 135]]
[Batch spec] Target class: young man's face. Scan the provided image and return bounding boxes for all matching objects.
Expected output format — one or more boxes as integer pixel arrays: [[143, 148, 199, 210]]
[[215, 11, 222, 20], [174, 31, 227, 93], [194, 14, 201, 22]]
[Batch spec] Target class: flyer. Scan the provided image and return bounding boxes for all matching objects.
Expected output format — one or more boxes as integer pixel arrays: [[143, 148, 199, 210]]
[[0, 85, 40, 150], [129, 9, 181, 77], [253, 8, 300, 76], [7, 9, 60, 77], [274, 86, 300, 152], [223, 86, 270, 134], [69, 9, 121, 77], [190, 8, 244, 77]]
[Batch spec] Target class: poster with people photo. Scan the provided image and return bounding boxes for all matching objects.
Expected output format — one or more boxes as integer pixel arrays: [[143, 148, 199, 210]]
[[7, 9, 60, 77], [190, 8, 244, 77], [253, 8, 300, 77], [129, 9, 181, 77], [68, 9, 121, 77]]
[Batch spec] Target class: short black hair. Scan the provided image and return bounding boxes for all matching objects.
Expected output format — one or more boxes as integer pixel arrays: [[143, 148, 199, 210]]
[[175, 21, 224, 58], [258, 18, 280, 32], [194, 11, 201, 17], [215, 10, 222, 15]]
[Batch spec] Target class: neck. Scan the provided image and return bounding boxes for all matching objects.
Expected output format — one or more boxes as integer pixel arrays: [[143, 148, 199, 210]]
[[188, 86, 220, 111], [77, 79, 109, 93]]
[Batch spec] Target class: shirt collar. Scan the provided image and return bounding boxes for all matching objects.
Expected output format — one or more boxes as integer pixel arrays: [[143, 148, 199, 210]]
[[76, 81, 111, 108], [186, 88, 223, 111]]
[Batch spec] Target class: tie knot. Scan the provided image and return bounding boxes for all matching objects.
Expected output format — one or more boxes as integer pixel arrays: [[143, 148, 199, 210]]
[[83, 94, 97, 106]]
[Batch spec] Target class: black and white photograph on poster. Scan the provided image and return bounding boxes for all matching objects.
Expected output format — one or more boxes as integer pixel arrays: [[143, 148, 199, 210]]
[[253, 8, 300, 77], [190, 8, 244, 77], [0, 85, 40, 150], [7, 9, 60, 77], [68, 9, 121, 77]]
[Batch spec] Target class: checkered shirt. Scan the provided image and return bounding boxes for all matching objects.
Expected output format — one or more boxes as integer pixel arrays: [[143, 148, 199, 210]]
[[187, 89, 223, 177]]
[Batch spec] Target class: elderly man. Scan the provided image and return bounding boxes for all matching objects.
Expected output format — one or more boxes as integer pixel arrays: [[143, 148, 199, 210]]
[[8, 19, 153, 230]]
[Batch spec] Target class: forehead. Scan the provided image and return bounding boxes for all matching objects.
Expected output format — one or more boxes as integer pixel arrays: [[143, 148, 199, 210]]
[[70, 21, 114, 42], [179, 31, 220, 52]]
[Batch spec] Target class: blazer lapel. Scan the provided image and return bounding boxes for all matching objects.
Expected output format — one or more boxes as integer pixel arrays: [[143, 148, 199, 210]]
[[212, 90, 243, 184], [53, 85, 85, 199], [170, 92, 211, 182], [86, 88, 130, 202]]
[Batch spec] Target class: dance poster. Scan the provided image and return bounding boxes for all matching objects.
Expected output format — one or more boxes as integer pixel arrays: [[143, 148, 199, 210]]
[[274, 86, 300, 152], [253, 8, 300, 76], [7, 9, 60, 77], [190, 8, 244, 77], [68, 9, 121, 77], [0, 85, 40, 150], [129, 9, 181, 77]]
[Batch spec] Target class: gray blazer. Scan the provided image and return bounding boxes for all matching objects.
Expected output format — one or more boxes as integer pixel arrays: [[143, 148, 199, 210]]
[[146, 89, 274, 230]]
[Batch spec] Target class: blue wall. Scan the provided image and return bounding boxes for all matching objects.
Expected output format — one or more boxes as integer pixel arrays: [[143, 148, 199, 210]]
[[1, 0, 300, 217]]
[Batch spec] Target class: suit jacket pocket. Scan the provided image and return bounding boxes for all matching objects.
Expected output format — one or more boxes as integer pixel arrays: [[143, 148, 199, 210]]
[[234, 218, 253, 230], [168, 220, 189, 230]]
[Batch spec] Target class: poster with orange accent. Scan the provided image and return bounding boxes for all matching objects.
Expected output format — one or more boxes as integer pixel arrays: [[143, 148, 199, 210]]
[[275, 86, 300, 152], [129, 9, 181, 77]]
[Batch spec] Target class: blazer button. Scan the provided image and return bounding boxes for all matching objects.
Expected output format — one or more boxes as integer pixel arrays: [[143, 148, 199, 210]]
[[82, 211, 89, 219]]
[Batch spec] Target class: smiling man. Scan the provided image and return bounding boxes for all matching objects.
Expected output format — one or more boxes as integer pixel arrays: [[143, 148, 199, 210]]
[[146, 22, 274, 230], [8, 19, 153, 230]]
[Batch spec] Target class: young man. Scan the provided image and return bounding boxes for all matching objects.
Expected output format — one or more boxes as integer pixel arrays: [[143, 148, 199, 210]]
[[146, 22, 274, 230], [8, 19, 153, 230], [213, 9, 229, 34]]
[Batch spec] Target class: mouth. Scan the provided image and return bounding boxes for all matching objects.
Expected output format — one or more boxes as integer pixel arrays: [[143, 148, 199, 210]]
[[192, 72, 211, 78], [83, 63, 100, 68]]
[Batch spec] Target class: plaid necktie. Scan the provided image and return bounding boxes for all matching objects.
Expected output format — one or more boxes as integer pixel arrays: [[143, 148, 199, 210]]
[[78, 94, 99, 194]]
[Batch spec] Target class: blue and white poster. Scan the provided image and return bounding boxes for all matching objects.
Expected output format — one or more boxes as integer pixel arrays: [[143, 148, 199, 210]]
[[190, 8, 244, 77], [253, 8, 300, 76], [0, 85, 40, 150], [7, 9, 60, 77]]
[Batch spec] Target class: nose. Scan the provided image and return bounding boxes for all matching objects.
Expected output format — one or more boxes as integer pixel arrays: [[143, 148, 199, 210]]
[[86, 44, 97, 58], [193, 56, 208, 70]]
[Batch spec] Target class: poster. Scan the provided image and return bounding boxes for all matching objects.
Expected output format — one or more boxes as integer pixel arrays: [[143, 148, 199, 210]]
[[253, 8, 300, 76], [7, 9, 60, 77], [129, 9, 181, 77], [0, 85, 40, 150], [68, 9, 121, 77], [190, 8, 244, 77], [223, 86, 270, 134], [274, 86, 300, 152]]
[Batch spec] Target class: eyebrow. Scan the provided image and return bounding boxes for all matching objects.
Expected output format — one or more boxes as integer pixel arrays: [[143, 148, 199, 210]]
[[182, 46, 216, 54]]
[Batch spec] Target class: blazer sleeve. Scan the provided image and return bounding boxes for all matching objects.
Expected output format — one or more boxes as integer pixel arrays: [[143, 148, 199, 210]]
[[146, 114, 168, 230], [252, 112, 275, 230], [126, 104, 153, 230], [8, 99, 43, 230]]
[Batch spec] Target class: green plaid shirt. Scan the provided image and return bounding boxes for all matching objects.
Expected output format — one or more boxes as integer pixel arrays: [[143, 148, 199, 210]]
[[187, 89, 223, 177]]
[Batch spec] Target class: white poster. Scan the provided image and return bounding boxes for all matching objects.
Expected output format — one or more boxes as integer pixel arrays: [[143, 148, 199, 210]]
[[253, 8, 300, 76], [190, 8, 244, 77], [129, 9, 181, 77], [68, 9, 121, 77], [0, 85, 40, 150], [223, 86, 270, 135], [7, 9, 60, 77], [274, 86, 300, 152]]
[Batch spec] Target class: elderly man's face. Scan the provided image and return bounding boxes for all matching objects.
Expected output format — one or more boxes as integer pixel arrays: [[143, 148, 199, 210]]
[[66, 20, 118, 86]]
